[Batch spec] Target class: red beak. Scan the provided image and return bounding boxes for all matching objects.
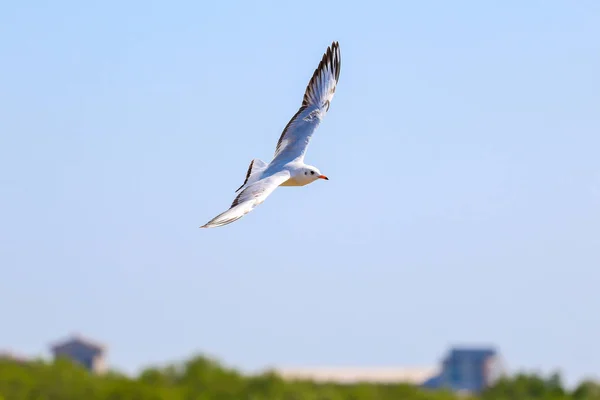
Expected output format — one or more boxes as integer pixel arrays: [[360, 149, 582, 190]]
[[318, 175, 329, 180]]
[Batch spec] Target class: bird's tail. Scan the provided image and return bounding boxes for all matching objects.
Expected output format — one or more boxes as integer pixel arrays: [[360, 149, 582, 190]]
[[235, 158, 268, 192]]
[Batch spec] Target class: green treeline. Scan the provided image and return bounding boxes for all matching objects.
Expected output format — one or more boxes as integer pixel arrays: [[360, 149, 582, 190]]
[[1, 355, 599, 400]]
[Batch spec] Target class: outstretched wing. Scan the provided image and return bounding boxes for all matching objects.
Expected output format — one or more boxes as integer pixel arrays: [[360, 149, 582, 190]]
[[200, 171, 290, 228], [271, 41, 341, 165]]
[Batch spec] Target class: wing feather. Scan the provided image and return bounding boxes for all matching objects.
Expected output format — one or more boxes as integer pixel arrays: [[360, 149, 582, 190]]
[[200, 171, 290, 228], [271, 41, 341, 164]]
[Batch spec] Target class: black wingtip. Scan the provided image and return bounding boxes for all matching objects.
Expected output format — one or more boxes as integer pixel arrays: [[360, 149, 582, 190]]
[[331, 41, 341, 81], [301, 41, 342, 108]]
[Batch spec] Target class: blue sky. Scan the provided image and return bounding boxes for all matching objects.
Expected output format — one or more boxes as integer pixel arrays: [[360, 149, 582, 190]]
[[1, 0, 599, 387]]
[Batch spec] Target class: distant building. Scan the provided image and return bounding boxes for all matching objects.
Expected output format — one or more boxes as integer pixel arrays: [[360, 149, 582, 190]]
[[49, 334, 107, 373], [421, 346, 503, 394]]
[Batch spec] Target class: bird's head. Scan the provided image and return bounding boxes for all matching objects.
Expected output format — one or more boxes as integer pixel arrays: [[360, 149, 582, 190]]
[[299, 165, 329, 184]]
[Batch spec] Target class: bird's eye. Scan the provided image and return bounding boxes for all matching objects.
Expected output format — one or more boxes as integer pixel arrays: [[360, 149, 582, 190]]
[[310, 171, 315, 175], [304, 172, 307, 175]]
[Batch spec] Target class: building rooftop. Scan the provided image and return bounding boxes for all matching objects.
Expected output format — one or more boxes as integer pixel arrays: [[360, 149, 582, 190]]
[[50, 333, 106, 354], [448, 347, 496, 356], [444, 347, 497, 361]]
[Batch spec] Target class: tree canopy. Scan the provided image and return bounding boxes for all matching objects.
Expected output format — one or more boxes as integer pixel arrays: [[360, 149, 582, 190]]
[[0, 355, 598, 400]]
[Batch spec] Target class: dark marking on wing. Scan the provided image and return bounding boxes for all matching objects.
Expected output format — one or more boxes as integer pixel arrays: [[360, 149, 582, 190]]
[[230, 182, 265, 208], [301, 41, 341, 108], [230, 190, 244, 208], [235, 159, 254, 193]]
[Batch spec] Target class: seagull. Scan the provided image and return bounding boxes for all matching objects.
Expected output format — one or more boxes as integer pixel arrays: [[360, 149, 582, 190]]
[[200, 41, 341, 228]]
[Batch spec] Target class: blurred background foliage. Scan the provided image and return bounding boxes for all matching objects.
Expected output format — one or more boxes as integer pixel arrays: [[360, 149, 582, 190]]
[[1, 355, 599, 400]]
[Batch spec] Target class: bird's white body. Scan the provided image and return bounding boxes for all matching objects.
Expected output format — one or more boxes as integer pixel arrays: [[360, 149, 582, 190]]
[[201, 42, 341, 228], [279, 163, 320, 187], [240, 160, 323, 189]]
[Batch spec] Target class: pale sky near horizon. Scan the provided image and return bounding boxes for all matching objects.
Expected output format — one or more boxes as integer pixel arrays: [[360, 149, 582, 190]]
[[1, 0, 599, 388]]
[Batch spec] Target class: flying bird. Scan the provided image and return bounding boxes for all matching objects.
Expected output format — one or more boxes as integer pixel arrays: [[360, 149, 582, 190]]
[[201, 41, 341, 228]]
